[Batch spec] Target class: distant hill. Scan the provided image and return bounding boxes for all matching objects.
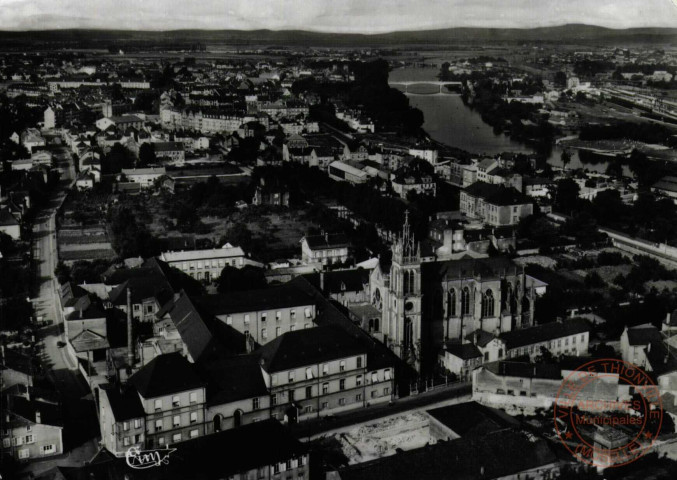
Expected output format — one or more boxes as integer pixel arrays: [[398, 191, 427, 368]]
[[0, 24, 675, 47]]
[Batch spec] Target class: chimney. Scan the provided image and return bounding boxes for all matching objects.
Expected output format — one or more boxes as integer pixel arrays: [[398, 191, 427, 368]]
[[35, 410, 41, 424], [127, 288, 134, 366], [320, 271, 325, 292]]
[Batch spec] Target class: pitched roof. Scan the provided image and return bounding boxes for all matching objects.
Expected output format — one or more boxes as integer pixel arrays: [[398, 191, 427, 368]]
[[195, 285, 314, 315], [129, 352, 204, 399], [302, 269, 370, 295], [99, 383, 145, 421], [199, 355, 269, 406], [421, 256, 518, 282], [625, 325, 662, 346], [444, 342, 483, 360], [484, 361, 562, 380], [0, 207, 19, 227], [4, 394, 63, 428], [255, 325, 365, 373], [499, 318, 590, 350], [463, 181, 532, 206], [164, 294, 219, 362], [464, 329, 497, 348], [303, 233, 350, 250]]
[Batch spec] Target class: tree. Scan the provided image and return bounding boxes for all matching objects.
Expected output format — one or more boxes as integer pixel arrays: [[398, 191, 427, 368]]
[[560, 149, 572, 170], [554, 178, 580, 212], [584, 271, 605, 289], [54, 261, 72, 285], [554, 71, 567, 88], [138, 143, 156, 168]]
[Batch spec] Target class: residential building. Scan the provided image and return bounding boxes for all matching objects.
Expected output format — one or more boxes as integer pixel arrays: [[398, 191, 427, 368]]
[[301, 233, 350, 266], [195, 284, 317, 346], [460, 182, 533, 227], [98, 384, 146, 456], [154, 142, 185, 163], [256, 325, 395, 422], [127, 353, 207, 449], [439, 342, 483, 381], [159, 243, 247, 282], [0, 207, 21, 240], [1, 393, 63, 462]]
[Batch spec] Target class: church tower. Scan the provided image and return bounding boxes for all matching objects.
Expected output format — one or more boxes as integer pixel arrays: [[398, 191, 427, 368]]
[[386, 211, 423, 372]]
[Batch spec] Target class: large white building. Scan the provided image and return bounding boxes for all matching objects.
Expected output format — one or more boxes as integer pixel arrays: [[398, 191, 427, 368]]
[[159, 244, 247, 282]]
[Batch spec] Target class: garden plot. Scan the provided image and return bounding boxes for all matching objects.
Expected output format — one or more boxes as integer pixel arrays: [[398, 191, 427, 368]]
[[332, 412, 436, 464], [58, 227, 116, 263]]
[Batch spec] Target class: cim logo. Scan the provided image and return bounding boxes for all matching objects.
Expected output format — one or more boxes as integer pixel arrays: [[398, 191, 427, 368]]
[[125, 446, 176, 469]]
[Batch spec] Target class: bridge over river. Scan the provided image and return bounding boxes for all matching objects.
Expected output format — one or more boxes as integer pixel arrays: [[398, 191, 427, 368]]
[[388, 80, 463, 95]]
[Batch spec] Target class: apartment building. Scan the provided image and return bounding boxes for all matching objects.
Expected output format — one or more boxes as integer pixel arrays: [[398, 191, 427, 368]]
[[195, 284, 317, 346], [460, 181, 533, 227], [256, 325, 395, 423], [301, 233, 350, 266], [1, 393, 63, 462], [128, 353, 207, 449], [159, 244, 246, 282]]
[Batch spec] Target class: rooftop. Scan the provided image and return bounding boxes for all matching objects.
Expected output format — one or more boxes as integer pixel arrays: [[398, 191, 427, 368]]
[[129, 352, 205, 399]]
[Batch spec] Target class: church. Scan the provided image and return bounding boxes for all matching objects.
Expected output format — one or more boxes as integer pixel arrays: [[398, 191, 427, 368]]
[[369, 213, 543, 374]]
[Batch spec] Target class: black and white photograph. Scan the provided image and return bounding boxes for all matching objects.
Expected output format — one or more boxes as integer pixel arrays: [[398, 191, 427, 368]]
[[1, 1, 677, 479]]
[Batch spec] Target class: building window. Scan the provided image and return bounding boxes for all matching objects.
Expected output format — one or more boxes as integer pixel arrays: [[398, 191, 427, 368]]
[[339, 379, 346, 390], [289, 371, 295, 382], [371, 391, 377, 399], [123, 421, 129, 431], [134, 419, 141, 429], [244, 314, 250, 324], [291, 325, 296, 331], [384, 387, 390, 396], [154, 399, 162, 411], [189, 392, 197, 403], [190, 412, 198, 424], [339, 398, 346, 406], [305, 367, 313, 380], [356, 393, 363, 401], [322, 383, 329, 395], [340, 360, 346, 372], [321, 402, 329, 409], [304, 405, 313, 414], [172, 395, 180, 407], [291, 310, 296, 319], [25, 435, 34, 444], [18, 449, 29, 459], [276, 311, 282, 320], [461, 287, 471, 315], [190, 429, 199, 438], [155, 419, 163, 431], [172, 433, 181, 443], [371, 372, 378, 383], [173, 416, 180, 428], [481, 289, 495, 317], [226, 315, 232, 325], [261, 313, 267, 322], [42, 444, 55, 455], [261, 328, 267, 339], [133, 304, 140, 312], [357, 357, 362, 368], [356, 375, 363, 386], [272, 394, 277, 406], [306, 386, 312, 399], [253, 398, 260, 410], [123, 437, 130, 446], [305, 308, 312, 318], [289, 390, 295, 402], [323, 364, 329, 375], [276, 327, 281, 337]]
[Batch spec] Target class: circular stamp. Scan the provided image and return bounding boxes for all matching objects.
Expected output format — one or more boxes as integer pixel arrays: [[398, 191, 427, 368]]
[[553, 358, 662, 469]]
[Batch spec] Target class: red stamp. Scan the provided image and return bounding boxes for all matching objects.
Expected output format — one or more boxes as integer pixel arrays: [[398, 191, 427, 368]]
[[553, 358, 663, 469]]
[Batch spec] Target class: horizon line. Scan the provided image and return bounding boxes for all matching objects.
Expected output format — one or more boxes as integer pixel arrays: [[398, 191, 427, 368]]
[[1, 22, 676, 36]]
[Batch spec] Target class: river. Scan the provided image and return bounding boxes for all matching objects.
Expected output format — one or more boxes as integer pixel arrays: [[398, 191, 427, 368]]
[[389, 67, 622, 174]]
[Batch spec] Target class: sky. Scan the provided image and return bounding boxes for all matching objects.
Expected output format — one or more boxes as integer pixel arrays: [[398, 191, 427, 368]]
[[0, 0, 676, 32]]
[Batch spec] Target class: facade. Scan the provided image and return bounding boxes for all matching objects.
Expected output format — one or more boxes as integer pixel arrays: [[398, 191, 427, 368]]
[[196, 284, 317, 346], [328, 160, 368, 184], [301, 233, 350, 266], [256, 326, 394, 423], [370, 213, 544, 373], [460, 181, 533, 227], [120, 167, 167, 187], [128, 353, 207, 449], [1, 394, 63, 462], [154, 142, 185, 163], [159, 244, 246, 282], [98, 384, 146, 456], [439, 342, 483, 381]]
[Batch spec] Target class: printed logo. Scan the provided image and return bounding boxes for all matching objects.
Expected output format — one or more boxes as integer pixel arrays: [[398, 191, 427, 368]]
[[553, 358, 663, 469], [125, 446, 176, 469]]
